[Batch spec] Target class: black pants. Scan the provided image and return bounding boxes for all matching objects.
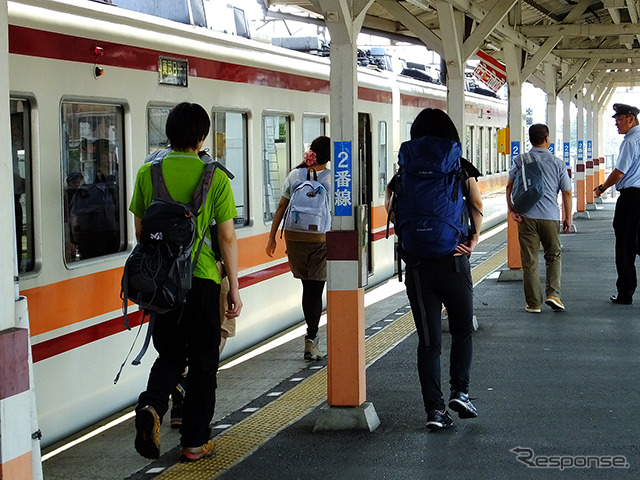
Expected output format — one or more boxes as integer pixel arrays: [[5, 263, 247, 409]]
[[302, 279, 325, 339], [404, 255, 474, 412], [613, 188, 640, 301], [137, 277, 221, 448]]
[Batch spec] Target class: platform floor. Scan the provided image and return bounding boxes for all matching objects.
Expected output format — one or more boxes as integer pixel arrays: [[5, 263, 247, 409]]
[[42, 198, 640, 480]]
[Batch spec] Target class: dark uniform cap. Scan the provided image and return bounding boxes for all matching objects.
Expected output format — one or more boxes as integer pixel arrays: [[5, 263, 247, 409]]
[[612, 103, 640, 117]]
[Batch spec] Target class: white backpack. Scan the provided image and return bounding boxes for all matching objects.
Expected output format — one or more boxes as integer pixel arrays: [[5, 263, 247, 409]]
[[282, 168, 331, 234]]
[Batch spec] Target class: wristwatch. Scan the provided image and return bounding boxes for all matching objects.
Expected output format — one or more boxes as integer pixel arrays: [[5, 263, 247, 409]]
[[598, 184, 605, 193]]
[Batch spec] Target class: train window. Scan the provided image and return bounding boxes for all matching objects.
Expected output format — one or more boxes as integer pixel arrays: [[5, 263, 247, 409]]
[[11, 99, 35, 274], [263, 114, 290, 222], [61, 102, 126, 263], [302, 116, 326, 150], [213, 111, 248, 226], [148, 106, 172, 153], [378, 121, 388, 196]]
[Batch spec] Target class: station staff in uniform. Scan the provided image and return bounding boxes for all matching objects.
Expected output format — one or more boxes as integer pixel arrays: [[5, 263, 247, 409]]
[[594, 103, 640, 305]]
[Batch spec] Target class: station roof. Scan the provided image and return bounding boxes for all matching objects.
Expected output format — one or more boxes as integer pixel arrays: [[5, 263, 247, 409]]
[[262, 0, 640, 96]]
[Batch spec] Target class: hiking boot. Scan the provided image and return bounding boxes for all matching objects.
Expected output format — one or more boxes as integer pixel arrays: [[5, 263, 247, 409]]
[[134, 405, 161, 459], [170, 385, 184, 429], [448, 391, 478, 419], [304, 337, 324, 361], [426, 409, 454, 430], [545, 296, 565, 311], [179, 440, 215, 462], [525, 305, 541, 313]]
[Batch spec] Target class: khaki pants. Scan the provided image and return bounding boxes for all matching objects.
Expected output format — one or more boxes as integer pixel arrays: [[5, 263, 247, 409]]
[[518, 217, 562, 308]]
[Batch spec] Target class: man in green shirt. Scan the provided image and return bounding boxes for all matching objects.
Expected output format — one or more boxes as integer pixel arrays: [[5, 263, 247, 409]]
[[131, 103, 242, 462]]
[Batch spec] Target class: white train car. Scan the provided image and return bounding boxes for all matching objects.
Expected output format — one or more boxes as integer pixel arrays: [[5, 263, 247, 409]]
[[8, 0, 508, 447]]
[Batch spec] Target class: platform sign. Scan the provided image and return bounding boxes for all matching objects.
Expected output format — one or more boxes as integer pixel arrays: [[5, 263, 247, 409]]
[[510, 141, 520, 166], [578, 140, 584, 162], [473, 50, 507, 93], [587, 140, 593, 159], [334, 141, 353, 217], [549, 143, 555, 155], [563, 142, 570, 166]]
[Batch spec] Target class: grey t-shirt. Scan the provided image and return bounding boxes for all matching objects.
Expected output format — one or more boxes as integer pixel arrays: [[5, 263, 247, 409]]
[[508, 147, 571, 221]]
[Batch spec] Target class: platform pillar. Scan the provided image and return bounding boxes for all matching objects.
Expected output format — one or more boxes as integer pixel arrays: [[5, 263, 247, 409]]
[[0, 0, 42, 475], [316, 0, 379, 433], [498, 42, 524, 282]]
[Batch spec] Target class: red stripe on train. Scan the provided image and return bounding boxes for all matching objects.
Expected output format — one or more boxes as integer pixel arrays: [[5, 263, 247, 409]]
[[9, 25, 330, 94]]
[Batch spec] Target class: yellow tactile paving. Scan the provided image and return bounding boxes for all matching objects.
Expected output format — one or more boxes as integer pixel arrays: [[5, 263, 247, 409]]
[[156, 247, 507, 479]]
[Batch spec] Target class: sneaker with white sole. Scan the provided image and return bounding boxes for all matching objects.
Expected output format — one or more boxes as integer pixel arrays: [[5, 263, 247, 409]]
[[545, 296, 565, 311], [448, 391, 478, 419], [525, 305, 541, 313], [304, 337, 324, 361], [179, 439, 215, 462], [426, 409, 454, 430]]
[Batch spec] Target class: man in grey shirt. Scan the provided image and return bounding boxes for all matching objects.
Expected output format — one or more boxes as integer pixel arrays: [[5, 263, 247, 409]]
[[506, 124, 572, 313]]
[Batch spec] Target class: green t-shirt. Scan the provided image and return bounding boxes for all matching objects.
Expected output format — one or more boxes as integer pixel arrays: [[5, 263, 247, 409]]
[[129, 151, 237, 283]]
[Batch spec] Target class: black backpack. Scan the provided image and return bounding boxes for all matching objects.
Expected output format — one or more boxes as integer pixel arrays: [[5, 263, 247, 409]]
[[120, 157, 215, 323], [115, 153, 233, 384]]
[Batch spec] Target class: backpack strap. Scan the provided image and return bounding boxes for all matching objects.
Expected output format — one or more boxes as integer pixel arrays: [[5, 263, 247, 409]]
[[113, 310, 152, 385], [190, 162, 217, 270], [150, 158, 171, 201]]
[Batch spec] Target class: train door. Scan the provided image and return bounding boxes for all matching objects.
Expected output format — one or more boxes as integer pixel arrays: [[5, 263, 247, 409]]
[[357, 113, 373, 279]]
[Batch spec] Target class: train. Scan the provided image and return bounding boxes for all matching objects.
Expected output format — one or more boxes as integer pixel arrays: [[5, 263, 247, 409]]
[[8, 0, 508, 448]]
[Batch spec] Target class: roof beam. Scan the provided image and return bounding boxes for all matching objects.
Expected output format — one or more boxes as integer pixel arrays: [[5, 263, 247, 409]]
[[569, 57, 600, 97], [555, 48, 640, 58], [376, 0, 444, 55], [520, 23, 640, 37], [520, 0, 593, 82], [411, 0, 562, 68], [556, 59, 586, 94], [461, 0, 517, 61]]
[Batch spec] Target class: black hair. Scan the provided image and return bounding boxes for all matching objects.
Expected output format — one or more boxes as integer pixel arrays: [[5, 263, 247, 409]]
[[296, 135, 331, 169], [410, 108, 460, 143], [529, 124, 549, 147], [165, 102, 210, 151]]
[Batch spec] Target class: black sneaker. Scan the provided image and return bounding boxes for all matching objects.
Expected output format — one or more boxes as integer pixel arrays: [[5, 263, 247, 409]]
[[426, 409, 454, 430], [610, 295, 632, 305], [448, 391, 478, 419]]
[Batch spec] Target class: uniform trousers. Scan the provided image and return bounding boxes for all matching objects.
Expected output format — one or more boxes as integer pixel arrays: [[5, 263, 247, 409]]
[[613, 187, 640, 301]]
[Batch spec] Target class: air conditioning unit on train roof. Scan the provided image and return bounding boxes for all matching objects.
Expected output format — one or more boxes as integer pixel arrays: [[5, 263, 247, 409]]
[[271, 36, 323, 52], [104, 0, 251, 38]]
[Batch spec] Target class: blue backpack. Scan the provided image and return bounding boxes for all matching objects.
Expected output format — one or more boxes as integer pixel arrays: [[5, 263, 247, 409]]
[[387, 136, 472, 263]]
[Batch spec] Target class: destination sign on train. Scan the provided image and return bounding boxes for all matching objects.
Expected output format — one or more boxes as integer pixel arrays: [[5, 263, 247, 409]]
[[158, 57, 188, 87]]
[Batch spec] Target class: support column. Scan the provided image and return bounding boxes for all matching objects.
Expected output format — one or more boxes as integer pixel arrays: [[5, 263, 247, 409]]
[[314, 0, 379, 433], [562, 89, 572, 179], [436, 0, 465, 140], [499, 42, 523, 282], [585, 98, 596, 210], [545, 63, 557, 155], [0, 0, 42, 477], [574, 92, 589, 218]]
